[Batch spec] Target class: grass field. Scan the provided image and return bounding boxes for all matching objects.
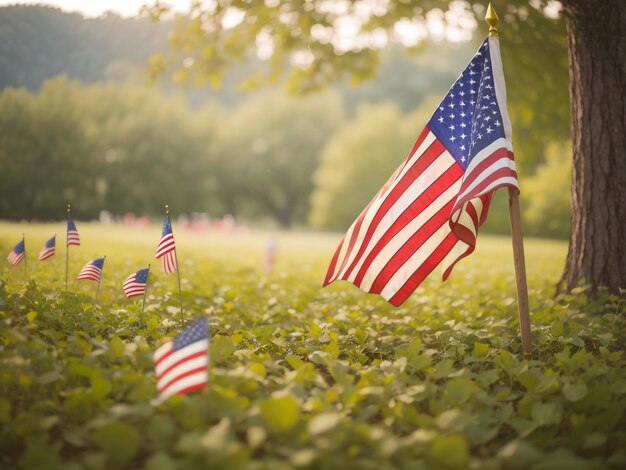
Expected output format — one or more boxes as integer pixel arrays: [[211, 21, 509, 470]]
[[1, 221, 624, 469]]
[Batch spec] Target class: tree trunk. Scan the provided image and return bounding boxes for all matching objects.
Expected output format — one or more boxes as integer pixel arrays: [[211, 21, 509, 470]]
[[560, 0, 626, 293]]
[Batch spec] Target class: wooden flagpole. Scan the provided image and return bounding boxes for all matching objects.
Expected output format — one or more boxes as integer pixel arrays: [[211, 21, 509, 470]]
[[486, 2, 532, 354], [166, 205, 185, 329], [65, 204, 70, 290], [140, 264, 151, 324]]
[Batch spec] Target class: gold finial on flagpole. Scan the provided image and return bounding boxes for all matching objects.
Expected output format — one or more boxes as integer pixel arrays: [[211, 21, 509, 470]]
[[485, 2, 499, 37], [67, 203, 71, 215], [165, 204, 169, 215]]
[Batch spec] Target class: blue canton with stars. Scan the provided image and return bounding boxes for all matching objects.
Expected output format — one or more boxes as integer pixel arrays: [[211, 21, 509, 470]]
[[173, 316, 209, 351], [427, 39, 506, 170], [162, 216, 173, 237], [135, 268, 149, 284]]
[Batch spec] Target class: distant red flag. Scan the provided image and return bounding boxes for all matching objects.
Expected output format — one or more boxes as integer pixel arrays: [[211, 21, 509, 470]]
[[262, 236, 277, 275]]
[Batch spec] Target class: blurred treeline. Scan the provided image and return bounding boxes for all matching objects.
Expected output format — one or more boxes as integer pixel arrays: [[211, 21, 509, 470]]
[[0, 5, 570, 238]]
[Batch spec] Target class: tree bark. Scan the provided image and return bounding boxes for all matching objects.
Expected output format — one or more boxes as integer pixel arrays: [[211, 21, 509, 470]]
[[560, 0, 626, 293]]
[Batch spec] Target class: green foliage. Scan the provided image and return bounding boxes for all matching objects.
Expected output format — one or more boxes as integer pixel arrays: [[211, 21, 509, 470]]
[[215, 90, 344, 227], [0, 5, 169, 90], [145, 0, 571, 174], [309, 102, 421, 229], [522, 142, 572, 239], [0, 79, 341, 228], [310, 100, 449, 230], [0, 224, 625, 468], [0, 77, 215, 220]]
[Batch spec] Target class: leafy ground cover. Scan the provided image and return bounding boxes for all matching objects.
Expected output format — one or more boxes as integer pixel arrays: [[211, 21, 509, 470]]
[[0, 222, 625, 469]]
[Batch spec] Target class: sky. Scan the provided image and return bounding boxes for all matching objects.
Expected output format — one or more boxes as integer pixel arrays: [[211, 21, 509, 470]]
[[0, 0, 478, 49], [0, 1, 193, 17]]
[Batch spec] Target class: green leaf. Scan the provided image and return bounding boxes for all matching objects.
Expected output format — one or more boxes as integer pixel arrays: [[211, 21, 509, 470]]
[[497, 440, 543, 468], [38, 370, 62, 384], [145, 452, 177, 470], [108, 336, 125, 358], [308, 412, 341, 435], [473, 342, 490, 357], [259, 395, 301, 433], [531, 401, 563, 427], [431, 359, 455, 379], [0, 398, 11, 423], [446, 377, 477, 405], [90, 373, 112, 400], [91, 421, 139, 465], [430, 435, 469, 469], [562, 382, 588, 402]]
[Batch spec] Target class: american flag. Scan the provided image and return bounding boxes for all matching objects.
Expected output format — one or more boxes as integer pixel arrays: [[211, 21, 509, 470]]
[[67, 219, 80, 247], [38, 235, 56, 261], [154, 316, 209, 400], [156, 216, 177, 274], [324, 37, 518, 306], [7, 239, 25, 266], [76, 257, 105, 282], [123, 267, 149, 299], [262, 236, 277, 275]]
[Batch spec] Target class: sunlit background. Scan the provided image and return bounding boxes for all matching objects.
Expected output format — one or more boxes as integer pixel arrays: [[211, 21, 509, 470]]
[[0, 0, 570, 240]]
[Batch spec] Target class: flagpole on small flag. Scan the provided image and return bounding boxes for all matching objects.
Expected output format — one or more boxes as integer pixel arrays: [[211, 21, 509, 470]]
[[95, 256, 106, 306], [486, 2, 531, 354], [166, 205, 185, 329], [140, 264, 151, 324], [22, 234, 27, 283], [65, 204, 70, 290]]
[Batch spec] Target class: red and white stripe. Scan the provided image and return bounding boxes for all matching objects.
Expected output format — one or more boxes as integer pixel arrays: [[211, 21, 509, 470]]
[[7, 251, 24, 266], [156, 233, 177, 274], [67, 231, 80, 247], [76, 265, 101, 282], [160, 250, 177, 275], [154, 339, 209, 401], [38, 247, 55, 261], [123, 274, 146, 299], [156, 233, 175, 258]]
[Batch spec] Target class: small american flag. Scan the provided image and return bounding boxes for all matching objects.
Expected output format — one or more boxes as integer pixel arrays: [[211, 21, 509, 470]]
[[324, 37, 518, 306], [76, 257, 105, 282], [156, 216, 177, 274], [154, 316, 209, 401], [123, 268, 149, 299], [7, 239, 25, 266], [67, 219, 80, 247], [262, 236, 277, 275], [38, 235, 56, 261]]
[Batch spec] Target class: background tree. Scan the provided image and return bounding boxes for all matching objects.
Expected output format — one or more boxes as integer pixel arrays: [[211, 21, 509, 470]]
[[215, 90, 344, 227], [146, 0, 625, 293], [310, 101, 433, 229]]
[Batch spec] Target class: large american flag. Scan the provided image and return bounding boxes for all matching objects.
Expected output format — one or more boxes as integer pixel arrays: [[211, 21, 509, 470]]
[[76, 257, 105, 282], [324, 37, 518, 306], [154, 316, 209, 401], [67, 219, 80, 247], [38, 235, 56, 261], [156, 216, 177, 274], [123, 267, 149, 299], [7, 239, 25, 266]]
